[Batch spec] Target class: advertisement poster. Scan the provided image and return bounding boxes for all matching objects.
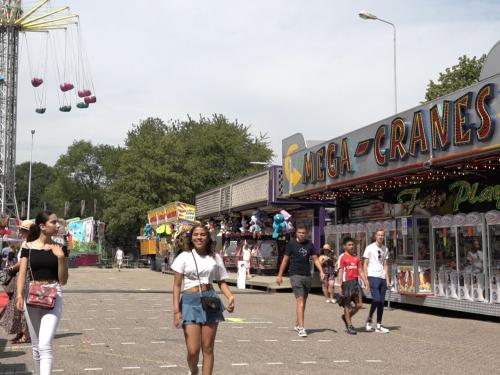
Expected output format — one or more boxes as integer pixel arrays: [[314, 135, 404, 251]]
[[397, 265, 415, 293], [67, 217, 95, 253], [417, 266, 432, 294]]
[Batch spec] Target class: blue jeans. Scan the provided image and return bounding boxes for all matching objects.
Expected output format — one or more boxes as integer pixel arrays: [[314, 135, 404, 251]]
[[368, 277, 387, 324]]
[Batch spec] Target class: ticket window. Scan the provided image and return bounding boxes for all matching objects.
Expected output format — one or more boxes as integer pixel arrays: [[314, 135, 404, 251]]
[[487, 224, 500, 303]]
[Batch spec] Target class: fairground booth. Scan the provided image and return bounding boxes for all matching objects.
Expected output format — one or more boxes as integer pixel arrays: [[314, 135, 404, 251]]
[[195, 166, 329, 275], [280, 41, 500, 317], [138, 202, 197, 271], [66, 217, 105, 267]]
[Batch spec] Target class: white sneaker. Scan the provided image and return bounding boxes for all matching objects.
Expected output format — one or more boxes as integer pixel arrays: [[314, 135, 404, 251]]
[[298, 328, 308, 337], [294, 325, 300, 332], [375, 325, 389, 333], [366, 322, 373, 332], [325, 299, 331, 303]]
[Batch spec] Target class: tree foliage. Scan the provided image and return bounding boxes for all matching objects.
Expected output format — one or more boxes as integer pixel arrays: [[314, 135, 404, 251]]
[[425, 54, 486, 102], [103, 115, 273, 249], [17, 115, 273, 251], [15, 162, 56, 216]]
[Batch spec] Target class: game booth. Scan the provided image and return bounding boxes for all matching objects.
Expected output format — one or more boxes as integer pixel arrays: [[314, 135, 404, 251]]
[[281, 41, 500, 316], [66, 217, 105, 267], [195, 166, 329, 275], [139, 201, 197, 271]]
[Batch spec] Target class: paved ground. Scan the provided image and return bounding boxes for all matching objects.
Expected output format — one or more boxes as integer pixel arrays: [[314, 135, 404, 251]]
[[1, 267, 499, 374]]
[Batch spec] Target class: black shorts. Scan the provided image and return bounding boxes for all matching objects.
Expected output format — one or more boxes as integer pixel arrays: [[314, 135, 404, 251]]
[[342, 280, 362, 300]]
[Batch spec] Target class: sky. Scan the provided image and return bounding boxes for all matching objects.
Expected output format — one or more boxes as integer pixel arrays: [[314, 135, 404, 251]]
[[14, 0, 500, 166]]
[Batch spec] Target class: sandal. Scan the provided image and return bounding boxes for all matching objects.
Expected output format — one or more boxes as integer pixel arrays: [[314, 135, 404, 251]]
[[12, 336, 30, 344]]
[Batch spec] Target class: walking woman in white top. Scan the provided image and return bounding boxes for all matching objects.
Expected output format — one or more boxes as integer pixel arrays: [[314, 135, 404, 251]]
[[172, 224, 235, 375], [16, 211, 68, 375]]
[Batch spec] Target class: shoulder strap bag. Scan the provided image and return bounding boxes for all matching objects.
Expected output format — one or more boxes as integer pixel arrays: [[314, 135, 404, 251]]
[[26, 245, 57, 310], [191, 250, 222, 313]]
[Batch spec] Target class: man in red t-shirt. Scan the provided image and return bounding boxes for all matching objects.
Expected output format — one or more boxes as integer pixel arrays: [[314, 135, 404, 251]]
[[338, 236, 369, 335]]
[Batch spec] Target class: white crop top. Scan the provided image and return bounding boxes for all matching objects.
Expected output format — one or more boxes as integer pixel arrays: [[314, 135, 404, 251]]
[[171, 250, 229, 291]]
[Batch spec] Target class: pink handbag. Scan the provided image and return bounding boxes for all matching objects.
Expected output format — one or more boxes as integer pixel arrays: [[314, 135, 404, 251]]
[[26, 247, 57, 309], [27, 283, 57, 309]]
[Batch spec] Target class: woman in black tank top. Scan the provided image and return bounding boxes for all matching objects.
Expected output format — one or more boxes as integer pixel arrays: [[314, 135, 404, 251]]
[[15, 211, 68, 375]]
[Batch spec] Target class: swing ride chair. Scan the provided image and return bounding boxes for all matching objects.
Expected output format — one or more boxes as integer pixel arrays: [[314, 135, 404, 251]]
[[0, 0, 96, 218], [1, 0, 97, 114]]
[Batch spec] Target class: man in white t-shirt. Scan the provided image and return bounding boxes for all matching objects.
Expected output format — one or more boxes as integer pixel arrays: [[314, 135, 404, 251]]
[[115, 247, 124, 272], [363, 229, 391, 333]]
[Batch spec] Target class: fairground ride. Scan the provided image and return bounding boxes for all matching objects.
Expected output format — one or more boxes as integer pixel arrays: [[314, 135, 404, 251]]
[[0, 0, 95, 217]]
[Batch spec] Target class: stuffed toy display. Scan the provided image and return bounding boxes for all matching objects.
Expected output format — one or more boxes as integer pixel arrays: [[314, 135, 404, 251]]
[[280, 210, 294, 232], [144, 223, 153, 238], [249, 210, 266, 238], [240, 216, 249, 233], [272, 213, 286, 239]]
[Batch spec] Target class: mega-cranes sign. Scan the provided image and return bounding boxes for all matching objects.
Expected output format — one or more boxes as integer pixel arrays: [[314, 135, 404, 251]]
[[282, 54, 500, 197]]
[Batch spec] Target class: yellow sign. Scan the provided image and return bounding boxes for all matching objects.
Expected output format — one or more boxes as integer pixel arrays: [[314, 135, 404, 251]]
[[284, 143, 302, 187]]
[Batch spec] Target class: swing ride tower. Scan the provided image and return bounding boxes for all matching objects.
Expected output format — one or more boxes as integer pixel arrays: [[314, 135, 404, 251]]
[[0, 0, 79, 217]]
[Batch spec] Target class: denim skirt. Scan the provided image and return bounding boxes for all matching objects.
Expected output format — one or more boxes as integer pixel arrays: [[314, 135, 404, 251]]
[[180, 289, 225, 325]]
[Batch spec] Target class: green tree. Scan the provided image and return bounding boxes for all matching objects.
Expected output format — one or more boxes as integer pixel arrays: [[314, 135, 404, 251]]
[[42, 140, 122, 218], [103, 118, 186, 249], [172, 114, 274, 201], [425, 54, 486, 101], [103, 115, 273, 249], [15, 162, 56, 218]]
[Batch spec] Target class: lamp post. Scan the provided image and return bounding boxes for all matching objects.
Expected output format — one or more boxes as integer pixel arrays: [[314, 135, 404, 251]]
[[27, 129, 35, 219], [359, 11, 398, 114]]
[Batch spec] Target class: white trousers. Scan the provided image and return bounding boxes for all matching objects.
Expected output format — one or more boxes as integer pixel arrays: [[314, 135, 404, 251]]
[[24, 283, 63, 375]]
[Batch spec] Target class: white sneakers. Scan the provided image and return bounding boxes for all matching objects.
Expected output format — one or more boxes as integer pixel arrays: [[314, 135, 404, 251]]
[[366, 322, 389, 333], [294, 325, 308, 337], [375, 326, 389, 333]]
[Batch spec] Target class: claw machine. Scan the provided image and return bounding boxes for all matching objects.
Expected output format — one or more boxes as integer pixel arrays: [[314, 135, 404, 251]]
[[456, 212, 487, 302], [354, 223, 367, 257], [324, 224, 339, 257], [431, 215, 458, 298], [394, 216, 415, 294], [486, 210, 500, 303], [393, 216, 431, 295]]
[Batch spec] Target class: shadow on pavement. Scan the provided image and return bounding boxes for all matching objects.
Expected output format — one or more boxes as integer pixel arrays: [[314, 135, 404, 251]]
[[0, 337, 29, 373], [54, 332, 82, 339], [307, 328, 338, 334]]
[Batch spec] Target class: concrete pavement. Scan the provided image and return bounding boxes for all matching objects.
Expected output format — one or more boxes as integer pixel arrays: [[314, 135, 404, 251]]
[[1, 267, 499, 374]]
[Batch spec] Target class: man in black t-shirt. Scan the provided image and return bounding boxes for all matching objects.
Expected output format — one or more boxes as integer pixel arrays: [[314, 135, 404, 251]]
[[277, 225, 325, 337]]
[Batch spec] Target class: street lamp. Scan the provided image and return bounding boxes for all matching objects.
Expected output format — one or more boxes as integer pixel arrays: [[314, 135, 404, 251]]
[[359, 11, 398, 114], [27, 129, 35, 219]]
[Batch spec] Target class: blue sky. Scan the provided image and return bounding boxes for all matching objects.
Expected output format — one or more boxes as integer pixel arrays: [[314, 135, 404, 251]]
[[15, 0, 500, 165]]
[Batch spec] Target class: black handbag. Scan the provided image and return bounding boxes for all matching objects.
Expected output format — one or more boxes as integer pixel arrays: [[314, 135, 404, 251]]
[[191, 251, 222, 313]]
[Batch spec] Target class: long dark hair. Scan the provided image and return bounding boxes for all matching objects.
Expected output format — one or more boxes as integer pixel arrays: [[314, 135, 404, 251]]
[[27, 210, 55, 242], [187, 224, 214, 256]]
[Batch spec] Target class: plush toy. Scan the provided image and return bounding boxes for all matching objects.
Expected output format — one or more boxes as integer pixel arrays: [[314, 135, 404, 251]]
[[249, 211, 261, 237], [272, 213, 286, 239], [240, 216, 248, 233], [280, 210, 294, 232], [144, 223, 153, 238]]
